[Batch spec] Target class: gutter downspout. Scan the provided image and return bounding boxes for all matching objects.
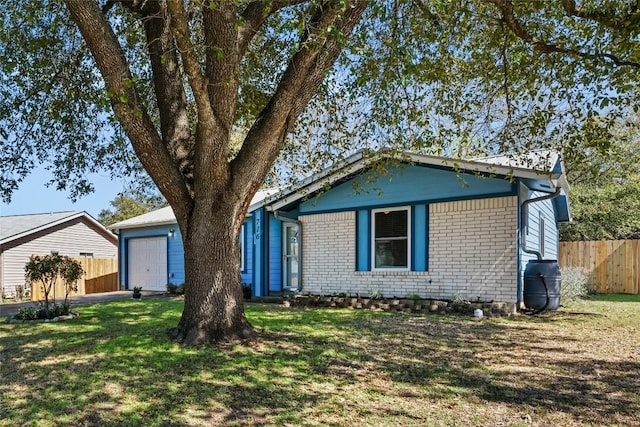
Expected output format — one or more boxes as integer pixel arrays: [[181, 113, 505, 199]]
[[520, 187, 562, 261], [273, 210, 302, 292], [519, 186, 562, 314]]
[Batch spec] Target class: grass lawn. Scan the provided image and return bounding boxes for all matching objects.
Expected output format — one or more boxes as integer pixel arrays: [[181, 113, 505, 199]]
[[1, 295, 638, 426]]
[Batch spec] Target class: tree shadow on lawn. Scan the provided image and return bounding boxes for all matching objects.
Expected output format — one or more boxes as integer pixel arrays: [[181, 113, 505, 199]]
[[1, 328, 323, 426], [1, 303, 638, 426], [340, 313, 640, 425]]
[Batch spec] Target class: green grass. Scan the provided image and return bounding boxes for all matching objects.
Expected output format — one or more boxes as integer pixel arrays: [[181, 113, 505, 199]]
[[1, 296, 639, 426]]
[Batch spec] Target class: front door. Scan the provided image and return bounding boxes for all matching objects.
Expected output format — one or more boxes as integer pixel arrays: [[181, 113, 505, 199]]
[[282, 223, 299, 292]]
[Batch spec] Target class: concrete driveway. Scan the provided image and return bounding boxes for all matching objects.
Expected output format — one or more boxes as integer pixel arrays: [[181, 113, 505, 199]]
[[0, 290, 166, 318]]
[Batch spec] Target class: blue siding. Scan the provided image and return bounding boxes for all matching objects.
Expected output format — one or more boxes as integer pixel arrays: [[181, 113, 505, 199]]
[[241, 220, 253, 285], [251, 208, 266, 297], [118, 224, 177, 288], [268, 214, 282, 292], [299, 164, 515, 214], [356, 210, 370, 271], [167, 227, 184, 285], [518, 182, 561, 302]]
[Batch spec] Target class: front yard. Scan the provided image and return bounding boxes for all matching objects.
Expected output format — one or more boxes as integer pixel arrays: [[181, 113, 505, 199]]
[[1, 295, 638, 426]]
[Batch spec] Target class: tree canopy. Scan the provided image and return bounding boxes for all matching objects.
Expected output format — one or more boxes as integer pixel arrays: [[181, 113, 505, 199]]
[[98, 187, 168, 226], [2, 1, 640, 343], [561, 116, 640, 240]]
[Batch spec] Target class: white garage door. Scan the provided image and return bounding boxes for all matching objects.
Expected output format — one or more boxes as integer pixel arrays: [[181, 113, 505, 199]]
[[128, 237, 168, 291]]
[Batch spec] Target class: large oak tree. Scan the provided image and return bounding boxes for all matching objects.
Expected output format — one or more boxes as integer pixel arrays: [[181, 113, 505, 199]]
[[2, 1, 640, 344]]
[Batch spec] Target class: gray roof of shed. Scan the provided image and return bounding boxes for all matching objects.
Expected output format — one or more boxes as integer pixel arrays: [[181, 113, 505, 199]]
[[0, 211, 116, 245]]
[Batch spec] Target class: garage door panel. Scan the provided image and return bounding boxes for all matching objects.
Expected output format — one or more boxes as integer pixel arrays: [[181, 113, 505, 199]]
[[128, 237, 167, 291]]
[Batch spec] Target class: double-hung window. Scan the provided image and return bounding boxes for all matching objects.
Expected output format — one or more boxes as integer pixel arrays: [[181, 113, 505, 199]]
[[372, 207, 411, 270], [539, 216, 545, 259]]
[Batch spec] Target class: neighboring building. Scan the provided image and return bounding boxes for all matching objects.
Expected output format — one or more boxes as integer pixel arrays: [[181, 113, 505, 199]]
[[0, 211, 118, 297], [109, 150, 570, 308]]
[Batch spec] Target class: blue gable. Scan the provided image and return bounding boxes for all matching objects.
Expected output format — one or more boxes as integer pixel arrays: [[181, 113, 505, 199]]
[[298, 164, 516, 214]]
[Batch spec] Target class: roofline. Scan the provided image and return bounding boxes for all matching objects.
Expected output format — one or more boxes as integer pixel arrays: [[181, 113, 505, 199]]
[[0, 211, 117, 245], [264, 150, 565, 212], [108, 219, 177, 231]]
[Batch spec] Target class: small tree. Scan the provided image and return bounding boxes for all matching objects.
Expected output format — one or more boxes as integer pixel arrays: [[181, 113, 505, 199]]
[[59, 258, 84, 307], [25, 253, 84, 312]]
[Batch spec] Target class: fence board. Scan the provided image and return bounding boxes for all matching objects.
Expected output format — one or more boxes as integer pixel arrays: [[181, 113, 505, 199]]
[[30, 257, 118, 301], [559, 239, 640, 295]]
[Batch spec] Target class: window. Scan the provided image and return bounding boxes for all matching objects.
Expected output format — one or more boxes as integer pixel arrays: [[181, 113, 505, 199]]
[[539, 216, 545, 258], [372, 207, 411, 270]]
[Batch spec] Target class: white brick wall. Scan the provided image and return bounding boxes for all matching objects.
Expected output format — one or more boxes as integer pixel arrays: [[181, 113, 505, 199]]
[[429, 196, 518, 303], [300, 196, 519, 303]]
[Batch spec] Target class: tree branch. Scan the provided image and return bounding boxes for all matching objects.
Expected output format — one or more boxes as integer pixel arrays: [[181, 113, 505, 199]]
[[165, 0, 217, 128], [484, 0, 640, 69], [139, 1, 195, 192], [238, 0, 309, 55], [203, 3, 240, 135], [166, 0, 231, 205], [561, 0, 640, 29], [64, 0, 192, 223], [231, 0, 368, 211]]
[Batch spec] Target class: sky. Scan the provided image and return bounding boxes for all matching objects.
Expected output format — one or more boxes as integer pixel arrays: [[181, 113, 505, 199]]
[[0, 165, 127, 219]]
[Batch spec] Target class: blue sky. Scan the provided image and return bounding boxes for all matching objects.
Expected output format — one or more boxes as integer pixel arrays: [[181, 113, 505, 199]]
[[0, 165, 127, 219]]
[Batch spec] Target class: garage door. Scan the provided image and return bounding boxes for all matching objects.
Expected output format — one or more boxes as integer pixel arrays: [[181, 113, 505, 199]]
[[127, 237, 168, 291]]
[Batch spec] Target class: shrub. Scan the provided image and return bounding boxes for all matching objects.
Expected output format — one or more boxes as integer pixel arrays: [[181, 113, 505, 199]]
[[242, 283, 252, 299], [37, 302, 70, 319], [370, 289, 383, 300], [561, 267, 594, 300], [14, 284, 26, 302], [167, 283, 185, 295], [406, 293, 421, 300], [15, 307, 37, 320], [451, 293, 465, 304]]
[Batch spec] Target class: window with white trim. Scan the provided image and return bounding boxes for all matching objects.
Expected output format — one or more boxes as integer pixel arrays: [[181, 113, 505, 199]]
[[539, 216, 545, 258], [372, 207, 411, 270]]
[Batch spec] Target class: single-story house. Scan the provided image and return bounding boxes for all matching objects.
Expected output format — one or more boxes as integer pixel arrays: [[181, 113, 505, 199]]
[[0, 211, 118, 297], [109, 150, 570, 309]]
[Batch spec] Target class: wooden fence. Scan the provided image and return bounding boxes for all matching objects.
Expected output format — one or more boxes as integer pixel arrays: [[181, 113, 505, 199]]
[[558, 240, 640, 294], [30, 257, 119, 301]]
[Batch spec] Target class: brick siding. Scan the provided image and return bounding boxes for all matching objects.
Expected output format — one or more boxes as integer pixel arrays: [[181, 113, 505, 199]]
[[299, 196, 518, 303]]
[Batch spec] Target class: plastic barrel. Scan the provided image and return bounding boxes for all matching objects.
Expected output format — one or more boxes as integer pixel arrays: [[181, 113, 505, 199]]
[[523, 260, 561, 311]]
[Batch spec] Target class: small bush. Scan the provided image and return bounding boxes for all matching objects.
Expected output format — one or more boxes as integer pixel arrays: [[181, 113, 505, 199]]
[[451, 293, 465, 304], [242, 283, 252, 299], [167, 283, 185, 295], [14, 303, 70, 321], [14, 284, 26, 302], [15, 307, 38, 320], [370, 290, 384, 300], [561, 267, 594, 300], [37, 303, 70, 319], [406, 293, 421, 300]]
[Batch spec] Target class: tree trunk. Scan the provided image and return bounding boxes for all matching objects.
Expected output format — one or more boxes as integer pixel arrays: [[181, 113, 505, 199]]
[[171, 201, 256, 345]]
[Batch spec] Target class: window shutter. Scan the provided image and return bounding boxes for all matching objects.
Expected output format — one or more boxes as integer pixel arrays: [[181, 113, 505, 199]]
[[356, 210, 370, 271]]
